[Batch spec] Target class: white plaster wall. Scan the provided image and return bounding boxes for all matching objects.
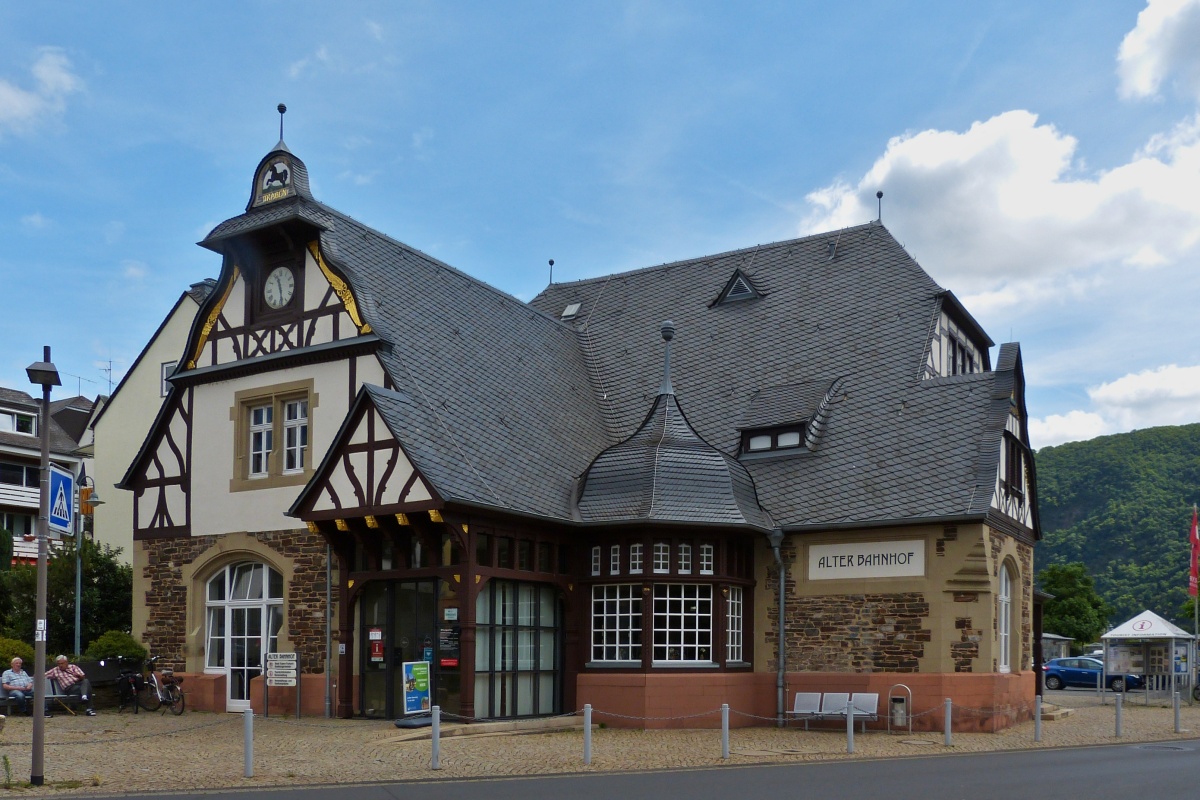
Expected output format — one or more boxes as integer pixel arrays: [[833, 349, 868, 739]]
[[189, 353, 385, 536], [93, 294, 200, 564]]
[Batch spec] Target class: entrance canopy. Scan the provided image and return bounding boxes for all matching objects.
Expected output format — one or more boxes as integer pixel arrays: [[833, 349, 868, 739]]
[[1103, 609, 1191, 641]]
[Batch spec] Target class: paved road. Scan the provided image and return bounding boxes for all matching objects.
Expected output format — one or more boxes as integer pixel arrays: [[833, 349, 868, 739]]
[[81, 738, 1200, 800]]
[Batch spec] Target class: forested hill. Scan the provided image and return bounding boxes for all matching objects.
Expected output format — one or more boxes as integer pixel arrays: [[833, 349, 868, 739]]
[[1035, 423, 1200, 626]]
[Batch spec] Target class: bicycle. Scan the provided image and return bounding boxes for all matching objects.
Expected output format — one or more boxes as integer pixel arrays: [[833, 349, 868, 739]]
[[131, 656, 185, 715]]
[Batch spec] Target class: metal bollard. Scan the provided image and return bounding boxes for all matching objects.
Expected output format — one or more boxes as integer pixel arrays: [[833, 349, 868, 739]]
[[1174, 692, 1181, 734], [1115, 693, 1123, 738], [1034, 695, 1042, 743], [721, 704, 730, 760], [944, 698, 952, 746], [243, 708, 253, 778], [431, 705, 441, 770], [846, 701, 855, 754], [583, 704, 592, 766]]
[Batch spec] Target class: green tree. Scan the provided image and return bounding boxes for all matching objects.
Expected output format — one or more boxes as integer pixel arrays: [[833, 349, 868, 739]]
[[1038, 562, 1112, 650], [0, 538, 132, 656]]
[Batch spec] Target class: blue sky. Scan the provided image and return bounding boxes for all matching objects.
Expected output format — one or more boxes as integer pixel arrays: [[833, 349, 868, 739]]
[[2, 1, 1199, 449]]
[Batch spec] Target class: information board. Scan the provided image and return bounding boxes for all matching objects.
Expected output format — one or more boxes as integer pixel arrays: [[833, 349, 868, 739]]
[[403, 660, 430, 714]]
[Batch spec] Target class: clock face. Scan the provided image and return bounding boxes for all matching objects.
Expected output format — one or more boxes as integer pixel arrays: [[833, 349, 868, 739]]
[[263, 266, 295, 309]]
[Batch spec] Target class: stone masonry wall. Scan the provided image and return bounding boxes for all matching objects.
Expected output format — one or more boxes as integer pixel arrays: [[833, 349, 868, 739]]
[[139, 528, 331, 673], [785, 592, 932, 672]]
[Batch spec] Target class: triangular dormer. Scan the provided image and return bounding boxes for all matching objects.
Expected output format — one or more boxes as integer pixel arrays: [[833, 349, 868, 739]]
[[713, 269, 759, 305]]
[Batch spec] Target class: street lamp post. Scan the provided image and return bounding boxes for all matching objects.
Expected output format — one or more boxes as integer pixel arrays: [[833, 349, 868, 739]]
[[26, 346, 60, 787]]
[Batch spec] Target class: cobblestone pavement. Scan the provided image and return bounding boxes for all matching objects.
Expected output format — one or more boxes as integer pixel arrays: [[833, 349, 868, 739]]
[[1, 695, 1199, 796]]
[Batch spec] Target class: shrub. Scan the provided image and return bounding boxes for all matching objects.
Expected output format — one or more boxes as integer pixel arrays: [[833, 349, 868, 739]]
[[0, 636, 34, 666], [82, 630, 146, 663]]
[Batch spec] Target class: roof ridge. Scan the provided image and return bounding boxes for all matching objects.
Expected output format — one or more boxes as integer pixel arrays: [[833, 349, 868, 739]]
[[540, 220, 884, 291]]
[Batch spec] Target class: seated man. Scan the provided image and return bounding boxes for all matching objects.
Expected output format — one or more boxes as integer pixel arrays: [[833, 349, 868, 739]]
[[3, 656, 34, 714], [45, 654, 96, 716]]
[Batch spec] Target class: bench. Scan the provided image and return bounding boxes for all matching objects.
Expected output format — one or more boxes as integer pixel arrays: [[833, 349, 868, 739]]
[[1, 683, 31, 715], [787, 691, 880, 732]]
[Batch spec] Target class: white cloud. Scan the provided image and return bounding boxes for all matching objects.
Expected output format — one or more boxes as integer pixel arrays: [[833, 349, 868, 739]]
[[1118, 0, 1200, 101], [365, 20, 384, 41], [800, 109, 1200, 307], [1029, 411, 1111, 449], [1090, 363, 1200, 429], [338, 170, 378, 186], [1030, 364, 1200, 448], [0, 48, 82, 135], [20, 212, 49, 231], [122, 260, 147, 280], [288, 45, 331, 78]]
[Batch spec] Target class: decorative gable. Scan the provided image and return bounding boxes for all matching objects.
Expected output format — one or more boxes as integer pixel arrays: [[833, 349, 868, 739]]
[[290, 385, 438, 521]]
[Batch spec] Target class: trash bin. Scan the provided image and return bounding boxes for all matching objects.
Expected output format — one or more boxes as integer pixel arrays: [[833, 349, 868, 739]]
[[891, 696, 907, 728]]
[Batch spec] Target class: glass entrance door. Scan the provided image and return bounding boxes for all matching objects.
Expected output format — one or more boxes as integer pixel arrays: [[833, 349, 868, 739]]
[[205, 562, 284, 712], [359, 578, 453, 718]]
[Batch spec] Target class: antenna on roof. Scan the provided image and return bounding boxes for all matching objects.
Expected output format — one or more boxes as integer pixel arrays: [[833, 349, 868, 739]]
[[549, 259, 554, 284], [278, 103, 287, 140], [876, 190, 883, 222]]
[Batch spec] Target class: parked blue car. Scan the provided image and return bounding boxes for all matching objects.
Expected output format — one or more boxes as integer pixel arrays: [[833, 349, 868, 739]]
[[1042, 657, 1142, 692]]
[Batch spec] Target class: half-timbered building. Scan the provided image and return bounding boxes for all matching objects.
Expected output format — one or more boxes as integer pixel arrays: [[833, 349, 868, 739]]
[[119, 139, 1040, 729]]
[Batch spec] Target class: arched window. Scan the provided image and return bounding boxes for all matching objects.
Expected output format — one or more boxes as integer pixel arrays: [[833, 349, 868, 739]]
[[998, 564, 1013, 673], [205, 561, 284, 709]]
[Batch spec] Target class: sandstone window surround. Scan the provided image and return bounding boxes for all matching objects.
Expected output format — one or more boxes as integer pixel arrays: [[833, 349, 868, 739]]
[[229, 378, 318, 493], [998, 563, 1013, 673]]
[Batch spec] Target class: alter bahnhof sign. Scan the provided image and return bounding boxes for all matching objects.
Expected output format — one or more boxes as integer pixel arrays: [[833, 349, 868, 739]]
[[808, 540, 925, 580]]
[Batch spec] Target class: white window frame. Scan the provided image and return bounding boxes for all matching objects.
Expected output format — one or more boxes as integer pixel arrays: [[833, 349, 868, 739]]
[[629, 543, 643, 575], [609, 544, 620, 575], [282, 398, 309, 474], [998, 564, 1013, 673], [726, 586, 744, 663], [678, 543, 692, 575], [699, 544, 715, 575], [249, 404, 273, 477], [590, 546, 601, 577], [204, 561, 285, 711], [652, 583, 713, 663], [0, 409, 36, 436], [591, 584, 642, 662], [652, 542, 670, 574]]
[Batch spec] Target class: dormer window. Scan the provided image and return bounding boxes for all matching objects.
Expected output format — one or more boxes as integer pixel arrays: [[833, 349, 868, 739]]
[[561, 303, 581, 320], [0, 409, 36, 435], [714, 270, 759, 305], [742, 425, 804, 454]]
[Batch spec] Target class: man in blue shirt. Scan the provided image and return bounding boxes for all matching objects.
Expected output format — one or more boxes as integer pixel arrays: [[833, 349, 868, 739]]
[[2, 656, 34, 714]]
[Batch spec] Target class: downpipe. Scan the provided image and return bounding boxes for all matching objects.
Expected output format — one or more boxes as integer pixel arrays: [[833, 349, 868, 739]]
[[768, 528, 786, 727]]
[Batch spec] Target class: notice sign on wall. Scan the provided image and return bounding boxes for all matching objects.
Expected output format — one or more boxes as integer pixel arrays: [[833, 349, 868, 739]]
[[808, 540, 924, 580]]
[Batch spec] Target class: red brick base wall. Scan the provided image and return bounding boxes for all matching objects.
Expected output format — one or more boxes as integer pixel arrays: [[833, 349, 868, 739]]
[[578, 670, 1034, 731]]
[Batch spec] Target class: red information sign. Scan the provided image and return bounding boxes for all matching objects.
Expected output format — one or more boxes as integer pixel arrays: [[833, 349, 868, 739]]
[[369, 627, 384, 662]]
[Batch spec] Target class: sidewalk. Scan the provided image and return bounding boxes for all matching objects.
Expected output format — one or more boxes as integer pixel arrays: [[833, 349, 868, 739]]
[[1, 695, 1197, 796]]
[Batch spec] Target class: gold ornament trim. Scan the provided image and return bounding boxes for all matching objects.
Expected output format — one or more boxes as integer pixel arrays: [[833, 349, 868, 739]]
[[335, 519, 349, 532], [305, 521, 320, 534], [428, 510, 443, 523], [395, 513, 410, 526], [365, 515, 379, 529], [308, 241, 372, 334], [187, 266, 239, 369]]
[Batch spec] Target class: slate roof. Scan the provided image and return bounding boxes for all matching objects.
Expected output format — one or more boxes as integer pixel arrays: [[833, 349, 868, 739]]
[[185, 144, 1032, 535], [576, 390, 771, 529], [531, 223, 1025, 530], [196, 148, 610, 522], [0, 387, 87, 456]]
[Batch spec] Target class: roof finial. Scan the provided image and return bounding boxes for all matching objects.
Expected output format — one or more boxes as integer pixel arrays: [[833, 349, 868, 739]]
[[876, 190, 883, 222], [278, 103, 287, 141], [548, 259, 554, 284], [659, 321, 675, 396]]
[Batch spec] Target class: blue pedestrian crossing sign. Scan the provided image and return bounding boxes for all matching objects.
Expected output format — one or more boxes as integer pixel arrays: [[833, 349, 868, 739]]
[[48, 464, 74, 535]]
